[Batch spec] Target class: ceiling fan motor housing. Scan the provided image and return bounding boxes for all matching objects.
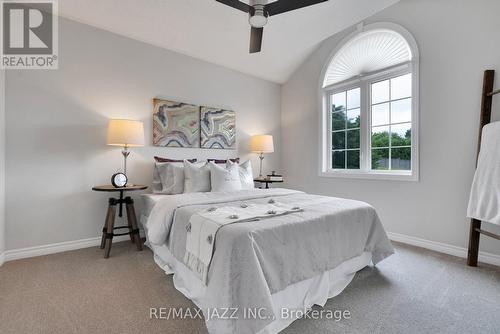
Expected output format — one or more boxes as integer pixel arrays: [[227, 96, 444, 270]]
[[216, 0, 329, 53], [249, 0, 268, 28]]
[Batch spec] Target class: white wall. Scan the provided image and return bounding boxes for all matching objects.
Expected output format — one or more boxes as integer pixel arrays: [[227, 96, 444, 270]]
[[5, 18, 281, 250], [281, 0, 500, 256], [0, 69, 5, 265]]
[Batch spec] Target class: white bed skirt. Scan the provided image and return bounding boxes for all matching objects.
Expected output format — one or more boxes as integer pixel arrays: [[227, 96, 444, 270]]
[[141, 215, 372, 334]]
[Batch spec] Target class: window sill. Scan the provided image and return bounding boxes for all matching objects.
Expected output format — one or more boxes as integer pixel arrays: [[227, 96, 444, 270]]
[[319, 170, 418, 182]]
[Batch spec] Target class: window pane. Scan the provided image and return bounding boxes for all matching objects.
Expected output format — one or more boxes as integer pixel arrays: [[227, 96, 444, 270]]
[[327, 74, 415, 173], [346, 129, 360, 149], [391, 98, 412, 124], [347, 150, 360, 169], [372, 80, 389, 104], [347, 108, 360, 129], [332, 150, 345, 169], [332, 131, 345, 150], [347, 88, 360, 109], [391, 123, 411, 146], [391, 73, 412, 100], [372, 148, 389, 170], [391, 147, 411, 170], [372, 103, 389, 126], [372, 126, 389, 147], [332, 111, 346, 131], [332, 92, 346, 112]]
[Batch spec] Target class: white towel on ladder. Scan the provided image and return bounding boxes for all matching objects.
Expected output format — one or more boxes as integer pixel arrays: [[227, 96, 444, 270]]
[[467, 121, 500, 225]]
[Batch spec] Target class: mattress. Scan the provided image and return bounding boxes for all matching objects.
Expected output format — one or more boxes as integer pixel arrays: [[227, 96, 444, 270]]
[[141, 194, 166, 218]]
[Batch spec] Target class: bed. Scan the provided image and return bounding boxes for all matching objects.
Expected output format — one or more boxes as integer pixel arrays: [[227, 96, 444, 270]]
[[141, 188, 394, 334]]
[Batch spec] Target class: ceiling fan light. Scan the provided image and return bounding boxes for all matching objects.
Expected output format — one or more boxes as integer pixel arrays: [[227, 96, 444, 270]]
[[249, 14, 267, 28]]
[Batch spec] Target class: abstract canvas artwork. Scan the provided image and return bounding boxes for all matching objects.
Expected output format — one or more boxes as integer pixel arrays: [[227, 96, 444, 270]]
[[153, 99, 200, 147], [200, 107, 236, 149]]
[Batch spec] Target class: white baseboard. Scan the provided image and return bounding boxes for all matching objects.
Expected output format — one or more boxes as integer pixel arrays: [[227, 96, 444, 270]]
[[3, 230, 499, 267], [3, 232, 144, 263], [387, 231, 500, 267]]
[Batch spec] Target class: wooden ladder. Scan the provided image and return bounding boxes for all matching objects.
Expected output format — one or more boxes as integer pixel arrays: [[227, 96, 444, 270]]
[[467, 69, 500, 266]]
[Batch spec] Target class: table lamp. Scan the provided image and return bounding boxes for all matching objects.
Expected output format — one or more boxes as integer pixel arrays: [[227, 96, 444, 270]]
[[107, 119, 145, 175], [250, 135, 274, 178]]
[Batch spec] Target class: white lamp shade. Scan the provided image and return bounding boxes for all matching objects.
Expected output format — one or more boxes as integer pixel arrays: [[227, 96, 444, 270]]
[[107, 119, 145, 147], [250, 135, 274, 153]]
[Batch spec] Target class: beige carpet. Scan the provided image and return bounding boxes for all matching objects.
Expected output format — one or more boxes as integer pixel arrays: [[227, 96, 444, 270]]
[[1, 241, 499, 334]]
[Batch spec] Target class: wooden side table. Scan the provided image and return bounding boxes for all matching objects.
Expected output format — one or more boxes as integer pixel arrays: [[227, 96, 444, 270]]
[[254, 178, 284, 189], [92, 185, 148, 258]]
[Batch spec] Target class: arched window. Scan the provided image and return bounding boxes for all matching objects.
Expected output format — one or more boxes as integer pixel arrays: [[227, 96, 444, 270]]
[[319, 23, 419, 181]]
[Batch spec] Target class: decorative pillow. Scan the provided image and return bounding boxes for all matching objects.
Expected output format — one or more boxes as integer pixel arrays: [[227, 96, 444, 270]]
[[210, 162, 242, 192], [234, 160, 254, 190], [184, 160, 211, 193], [207, 158, 240, 164], [152, 163, 166, 193], [156, 162, 185, 194], [152, 158, 196, 193]]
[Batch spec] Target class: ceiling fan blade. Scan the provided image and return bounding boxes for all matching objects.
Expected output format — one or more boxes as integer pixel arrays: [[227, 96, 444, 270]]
[[249, 27, 263, 53], [215, 0, 251, 13], [266, 0, 328, 16]]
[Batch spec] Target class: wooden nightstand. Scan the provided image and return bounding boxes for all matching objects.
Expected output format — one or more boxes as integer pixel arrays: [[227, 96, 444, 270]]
[[254, 178, 284, 189], [92, 185, 147, 258]]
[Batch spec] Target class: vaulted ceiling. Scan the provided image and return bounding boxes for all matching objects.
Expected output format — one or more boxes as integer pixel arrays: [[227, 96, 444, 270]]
[[59, 0, 400, 83]]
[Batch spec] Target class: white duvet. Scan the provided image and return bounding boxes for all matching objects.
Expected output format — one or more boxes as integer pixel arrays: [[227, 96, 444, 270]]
[[185, 202, 303, 284], [145, 188, 394, 334]]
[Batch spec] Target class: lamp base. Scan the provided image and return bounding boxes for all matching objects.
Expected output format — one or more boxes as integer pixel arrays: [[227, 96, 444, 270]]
[[258, 152, 264, 178], [122, 146, 130, 175]]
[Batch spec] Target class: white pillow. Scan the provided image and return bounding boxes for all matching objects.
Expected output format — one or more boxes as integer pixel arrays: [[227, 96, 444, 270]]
[[227, 160, 254, 190], [210, 162, 242, 192], [156, 162, 185, 194], [184, 160, 211, 193]]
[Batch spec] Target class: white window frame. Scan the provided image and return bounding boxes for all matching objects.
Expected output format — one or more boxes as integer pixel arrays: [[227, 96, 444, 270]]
[[319, 22, 420, 181]]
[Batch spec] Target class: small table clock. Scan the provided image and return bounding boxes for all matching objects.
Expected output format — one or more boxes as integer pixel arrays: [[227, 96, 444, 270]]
[[111, 173, 128, 187]]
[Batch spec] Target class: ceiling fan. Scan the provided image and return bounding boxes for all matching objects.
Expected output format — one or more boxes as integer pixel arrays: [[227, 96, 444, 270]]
[[216, 0, 329, 53]]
